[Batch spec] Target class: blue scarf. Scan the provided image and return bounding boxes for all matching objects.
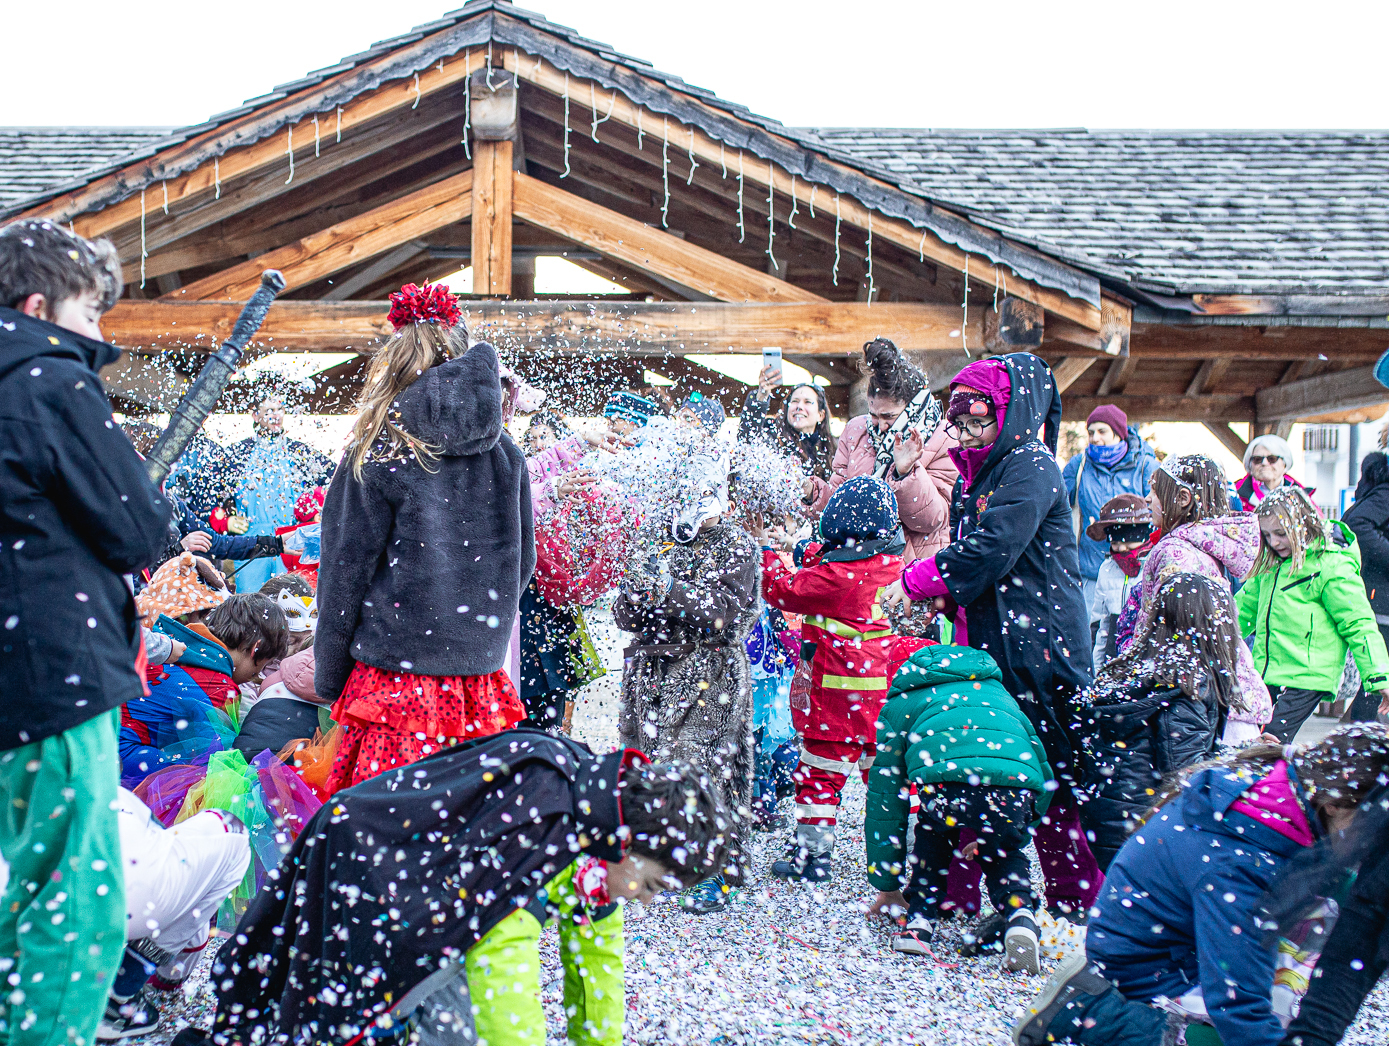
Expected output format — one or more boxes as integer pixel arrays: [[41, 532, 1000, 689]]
[[1086, 440, 1128, 467]]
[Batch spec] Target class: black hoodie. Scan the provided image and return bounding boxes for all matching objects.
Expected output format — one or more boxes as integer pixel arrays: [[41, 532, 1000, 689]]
[[934, 352, 1091, 775], [0, 307, 171, 748], [1343, 451, 1389, 617], [315, 343, 535, 700]]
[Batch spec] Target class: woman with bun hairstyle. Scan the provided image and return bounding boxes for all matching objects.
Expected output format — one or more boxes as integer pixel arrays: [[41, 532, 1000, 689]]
[[315, 283, 531, 793], [807, 339, 957, 561]]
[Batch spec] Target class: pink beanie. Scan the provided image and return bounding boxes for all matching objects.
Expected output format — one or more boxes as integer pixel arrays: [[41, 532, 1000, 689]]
[[1087, 404, 1128, 436]]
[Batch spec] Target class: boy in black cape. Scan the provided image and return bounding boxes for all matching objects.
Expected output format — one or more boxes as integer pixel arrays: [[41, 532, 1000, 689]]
[[206, 729, 733, 1046]]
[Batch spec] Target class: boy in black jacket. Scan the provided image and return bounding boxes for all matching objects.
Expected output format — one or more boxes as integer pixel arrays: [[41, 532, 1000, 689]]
[[0, 219, 171, 1046]]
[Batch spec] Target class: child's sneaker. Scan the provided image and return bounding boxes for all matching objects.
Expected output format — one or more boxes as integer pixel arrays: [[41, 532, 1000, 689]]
[[680, 875, 730, 915], [958, 910, 1006, 956], [1004, 908, 1041, 974], [96, 989, 160, 1042], [769, 846, 832, 883], [892, 914, 936, 955]]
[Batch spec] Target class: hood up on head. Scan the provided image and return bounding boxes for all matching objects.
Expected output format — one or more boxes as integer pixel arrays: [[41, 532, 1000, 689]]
[[1355, 451, 1389, 500], [391, 341, 504, 457], [947, 352, 1060, 491]]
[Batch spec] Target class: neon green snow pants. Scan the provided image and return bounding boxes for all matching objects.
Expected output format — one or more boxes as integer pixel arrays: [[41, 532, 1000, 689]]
[[465, 864, 624, 1046], [0, 710, 125, 1046]]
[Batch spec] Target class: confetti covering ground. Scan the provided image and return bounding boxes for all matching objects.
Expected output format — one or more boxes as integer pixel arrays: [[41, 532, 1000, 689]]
[[142, 608, 1389, 1045]]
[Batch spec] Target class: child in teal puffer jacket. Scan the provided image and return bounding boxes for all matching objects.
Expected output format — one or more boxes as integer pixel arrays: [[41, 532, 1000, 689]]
[[865, 645, 1053, 973], [1237, 485, 1389, 742]]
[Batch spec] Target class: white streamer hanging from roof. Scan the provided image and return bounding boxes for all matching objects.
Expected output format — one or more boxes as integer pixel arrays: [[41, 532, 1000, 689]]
[[462, 53, 471, 160], [162, 180, 168, 215], [686, 125, 699, 185], [736, 152, 745, 243], [139, 188, 147, 289], [661, 118, 670, 227], [832, 195, 841, 286], [561, 73, 571, 177], [412, 73, 421, 109], [788, 175, 798, 229], [312, 115, 320, 157], [766, 162, 777, 273], [866, 212, 874, 302], [590, 85, 615, 143], [285, 126, 294, 185], [214, 157, 220, 200]]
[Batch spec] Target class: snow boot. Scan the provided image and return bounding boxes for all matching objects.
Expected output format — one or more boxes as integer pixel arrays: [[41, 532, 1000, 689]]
[[1003, 909, 1040, 974], [769, 844, 832, 882]]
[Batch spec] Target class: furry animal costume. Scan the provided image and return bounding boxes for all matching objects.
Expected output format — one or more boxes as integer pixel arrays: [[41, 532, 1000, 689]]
[[614, 519, 760, 870]]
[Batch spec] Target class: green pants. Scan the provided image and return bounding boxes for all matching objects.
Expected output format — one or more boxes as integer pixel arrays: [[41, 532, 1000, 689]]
[[0, 710, 125, 1046], [465, 864, 624, 1046]]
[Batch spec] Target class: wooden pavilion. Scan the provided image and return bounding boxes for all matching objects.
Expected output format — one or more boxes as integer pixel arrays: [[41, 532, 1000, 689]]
[[4, 0, 1388, 455]]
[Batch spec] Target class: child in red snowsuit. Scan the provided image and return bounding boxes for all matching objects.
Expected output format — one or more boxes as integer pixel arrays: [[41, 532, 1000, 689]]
[[760, 476, 905, 881]]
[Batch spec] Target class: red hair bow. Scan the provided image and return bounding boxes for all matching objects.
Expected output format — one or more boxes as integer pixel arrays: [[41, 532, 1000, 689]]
[[387, 282, 462, 331]]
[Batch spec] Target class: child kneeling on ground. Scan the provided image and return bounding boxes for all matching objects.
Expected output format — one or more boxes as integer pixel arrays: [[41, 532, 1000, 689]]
[[203, 729, 733, 1046], [866, 645, 1053, 973]]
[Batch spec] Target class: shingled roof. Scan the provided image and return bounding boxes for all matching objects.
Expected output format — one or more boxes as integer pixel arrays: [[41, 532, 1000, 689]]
[[795, 128, 1389, 300], [0, 128, 172, 208]]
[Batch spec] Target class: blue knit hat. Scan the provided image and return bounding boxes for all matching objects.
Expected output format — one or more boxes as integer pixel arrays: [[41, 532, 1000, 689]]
[[680, 391, 725, 433], [819, 475, 899, 547], [603, 391, 659, 426]]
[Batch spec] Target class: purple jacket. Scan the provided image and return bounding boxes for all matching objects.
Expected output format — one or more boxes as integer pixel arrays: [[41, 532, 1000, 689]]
[[1118, 514, 1272, 726]]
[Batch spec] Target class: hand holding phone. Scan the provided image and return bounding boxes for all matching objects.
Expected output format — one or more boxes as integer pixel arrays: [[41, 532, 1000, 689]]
[[761, 346, 784, 390]]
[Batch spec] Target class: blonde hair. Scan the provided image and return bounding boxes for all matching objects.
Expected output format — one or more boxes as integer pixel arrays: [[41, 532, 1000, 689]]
[[1252, 485, 1327, 574], [347, 320, 468, 479]]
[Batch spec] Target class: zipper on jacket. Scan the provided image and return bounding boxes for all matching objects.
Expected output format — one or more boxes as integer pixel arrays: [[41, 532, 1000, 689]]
[[1263, 560, 1281, 677], [1279, 572, 1318, 592]]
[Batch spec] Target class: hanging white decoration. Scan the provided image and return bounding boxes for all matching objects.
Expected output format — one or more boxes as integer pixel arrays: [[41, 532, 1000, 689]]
[[866, 212, 875, 301], [139, 188, 147, 289], [637, 108, 644, 151], [590, 85, 615, 142], [336, 105, 343, 143], [486, 42, 494, 90], [660, 117, 671, 228], [561, 73, 571, 178], [808, 184, 817, 218], [788, 174, 798, 229], [284, 126, 294, 185], [412, 72, 422, 109], [686, 125, 699, 185], [919, 230, 927, 263], [461, 53, 472, 160], [961, 255, 970, 355], [161, 180, 169, 215], [766, 162, 777, 272], [720, 142, 727, 178], [214, 157, 221, 200], [993, 266, 1001, 312], [312, 115, 321, 157], [736, 152, 746, 243], [832, 195, 841, 286], [438, 59, 445, 75]]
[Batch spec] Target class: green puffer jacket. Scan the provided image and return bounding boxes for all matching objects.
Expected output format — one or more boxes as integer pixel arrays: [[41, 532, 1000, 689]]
[[864, 645, 1054, 891], [1236, 520, 1389, 694]]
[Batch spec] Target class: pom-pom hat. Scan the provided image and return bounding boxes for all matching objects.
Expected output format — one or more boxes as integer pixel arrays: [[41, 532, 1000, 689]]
[[386, 281, 461, 330]]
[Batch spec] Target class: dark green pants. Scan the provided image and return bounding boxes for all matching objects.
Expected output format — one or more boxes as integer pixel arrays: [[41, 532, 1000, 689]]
[[1, 710, 125, 1046]]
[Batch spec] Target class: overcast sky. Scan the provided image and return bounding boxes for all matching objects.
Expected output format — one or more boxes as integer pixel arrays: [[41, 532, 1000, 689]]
[[3, 0, 1384, 129]]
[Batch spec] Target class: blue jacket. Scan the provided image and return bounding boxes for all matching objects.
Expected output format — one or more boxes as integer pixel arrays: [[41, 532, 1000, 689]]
[[1086, 763, 1319, 1046], [1063, 427, 1159, 580]]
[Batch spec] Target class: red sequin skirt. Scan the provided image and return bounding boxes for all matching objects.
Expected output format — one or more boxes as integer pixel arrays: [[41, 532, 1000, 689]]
[[324, 662, 525, 794]]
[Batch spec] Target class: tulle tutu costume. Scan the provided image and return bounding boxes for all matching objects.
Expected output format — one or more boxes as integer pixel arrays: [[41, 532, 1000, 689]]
[[324, 662, 524, 794]]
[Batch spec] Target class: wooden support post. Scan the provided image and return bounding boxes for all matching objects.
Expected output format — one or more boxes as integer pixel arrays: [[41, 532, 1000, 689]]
[[1186, 358, 1230, 397], [471, 139, 514, 297], [1203, 422, 1249, 461], [1097, 355, 1138, 396], [1052, 357, 1095, 393]]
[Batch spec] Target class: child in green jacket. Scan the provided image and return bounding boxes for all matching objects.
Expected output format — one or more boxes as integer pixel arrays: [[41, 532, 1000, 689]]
[[865, 645, 1053, 973], [1237, 486, 1389, 742]]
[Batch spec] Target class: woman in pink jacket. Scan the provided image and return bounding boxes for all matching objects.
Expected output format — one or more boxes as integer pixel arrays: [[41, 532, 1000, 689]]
[[808, 339, 957, 562]]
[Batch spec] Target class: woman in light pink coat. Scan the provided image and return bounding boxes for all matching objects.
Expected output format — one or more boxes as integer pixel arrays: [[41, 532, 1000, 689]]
[[808, 339, 957, 562]]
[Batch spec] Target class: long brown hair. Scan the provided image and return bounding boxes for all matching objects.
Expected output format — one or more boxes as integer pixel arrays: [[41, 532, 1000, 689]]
[[1151, 454, 1228, 535], [1251, 485, 1328, 575], [347, 320, 468, 478], [1093, 572, 1243, 708]]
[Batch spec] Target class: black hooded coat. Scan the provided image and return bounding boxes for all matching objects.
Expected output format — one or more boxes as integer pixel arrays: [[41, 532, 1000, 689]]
[[212, 730, 633, 1045], [934, 353, 1092, 775], [315, 343, 535, 701], [0, 307, 170, 748], [1343, 451, 1389, 618]]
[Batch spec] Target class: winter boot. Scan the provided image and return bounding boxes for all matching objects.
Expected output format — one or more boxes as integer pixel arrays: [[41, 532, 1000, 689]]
[[959, 910, 1007, 956], [1003, 908, 1040, 975], [680, 875, 730, 914], [1012, 952, 1182, 1046], [97, 987, 160, 1042], [892, 914, 936, 956], [772, 823, 834, 882]]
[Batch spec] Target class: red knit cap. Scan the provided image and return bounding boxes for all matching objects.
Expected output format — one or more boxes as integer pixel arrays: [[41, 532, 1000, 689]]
[[1087, 404, 1128, 436]]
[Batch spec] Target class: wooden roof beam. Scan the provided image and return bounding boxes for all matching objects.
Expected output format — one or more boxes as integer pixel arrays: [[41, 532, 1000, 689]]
[[165, 169, 474, 301], [1063, 395, 1255, 423], [102, 299, 986, 355], [505, 50, 1100, 330], [1203, 422, 1249, 460], [511, 171, 825, 303], [1255, 365, 1389, 422], [1052, 357, 1096, 393]]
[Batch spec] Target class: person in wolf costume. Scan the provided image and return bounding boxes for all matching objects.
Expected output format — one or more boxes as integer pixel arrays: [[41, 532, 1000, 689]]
[[615, 448, 760, 914]]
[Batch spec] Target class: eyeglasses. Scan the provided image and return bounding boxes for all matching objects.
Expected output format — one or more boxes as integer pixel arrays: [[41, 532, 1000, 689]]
[[1249, 454, 1284, 466], [945, 416, 995, 438]]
